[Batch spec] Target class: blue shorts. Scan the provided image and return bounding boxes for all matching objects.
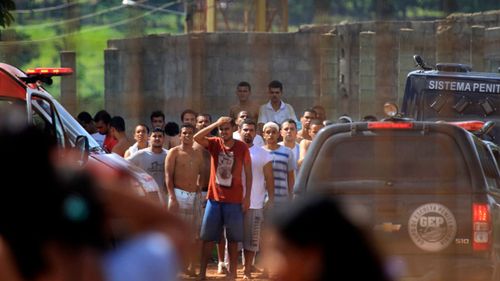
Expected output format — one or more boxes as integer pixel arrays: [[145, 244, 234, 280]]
[[200, 200, 244, 242]]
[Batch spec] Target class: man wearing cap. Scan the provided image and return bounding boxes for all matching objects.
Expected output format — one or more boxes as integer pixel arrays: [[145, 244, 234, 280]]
[[262, 121, 296, 209]]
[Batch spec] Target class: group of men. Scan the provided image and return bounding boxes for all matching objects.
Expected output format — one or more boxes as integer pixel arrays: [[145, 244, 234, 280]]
[[77, 79, 328, 280]]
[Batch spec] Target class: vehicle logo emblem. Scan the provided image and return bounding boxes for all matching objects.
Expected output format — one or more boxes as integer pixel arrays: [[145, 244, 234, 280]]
[[374, 222, 401, 233], [408, 203, 457, 252]]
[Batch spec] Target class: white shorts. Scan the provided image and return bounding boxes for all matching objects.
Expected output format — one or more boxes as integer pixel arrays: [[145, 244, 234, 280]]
[[171, 188, 203, 238]]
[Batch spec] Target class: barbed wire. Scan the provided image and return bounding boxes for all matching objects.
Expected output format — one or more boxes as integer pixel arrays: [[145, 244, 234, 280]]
[[7, 4, 127, 30], [13, 1, 85, 14], [130, 2, 185, 16], [7, 0, 187, 30]]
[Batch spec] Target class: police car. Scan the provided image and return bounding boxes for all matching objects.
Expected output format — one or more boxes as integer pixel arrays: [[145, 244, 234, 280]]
[[401, 55, 500, 144], [295, 106, 500, 281]]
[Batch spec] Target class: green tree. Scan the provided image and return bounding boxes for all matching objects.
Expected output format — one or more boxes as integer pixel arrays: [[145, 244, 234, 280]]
[[0, 0, 15, 29], [0, 30, 40, 67]]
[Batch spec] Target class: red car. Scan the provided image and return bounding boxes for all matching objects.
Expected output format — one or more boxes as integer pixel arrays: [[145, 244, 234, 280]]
[[0, 63, 164, 204]]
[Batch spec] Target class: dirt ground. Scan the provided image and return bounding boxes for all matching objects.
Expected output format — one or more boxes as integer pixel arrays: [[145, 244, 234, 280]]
[[179, 263, 271, 281]]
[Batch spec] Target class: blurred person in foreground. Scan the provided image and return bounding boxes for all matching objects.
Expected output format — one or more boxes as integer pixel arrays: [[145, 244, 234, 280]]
[[262, 195, 392, 281], [0, 116, 188, 281]]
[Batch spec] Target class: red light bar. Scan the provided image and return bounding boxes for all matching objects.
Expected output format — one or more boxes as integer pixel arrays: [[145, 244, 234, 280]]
[[367, 122, 414, 129], [25, 67, 73, 76], [448, 121, 484, 132]]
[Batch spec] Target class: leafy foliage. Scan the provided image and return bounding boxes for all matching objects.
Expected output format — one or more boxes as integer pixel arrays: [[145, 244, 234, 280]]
[[0, 0, 15, 28], [0, 30, 40, 67]]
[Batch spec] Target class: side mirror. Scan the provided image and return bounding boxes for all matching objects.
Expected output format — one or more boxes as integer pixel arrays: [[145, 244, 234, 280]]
[[479, 121, 495, 136], [75, 135, 89, 166]]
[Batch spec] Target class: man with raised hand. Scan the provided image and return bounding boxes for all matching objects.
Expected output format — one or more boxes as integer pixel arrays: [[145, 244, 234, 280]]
[[194, 116, 252, 281]]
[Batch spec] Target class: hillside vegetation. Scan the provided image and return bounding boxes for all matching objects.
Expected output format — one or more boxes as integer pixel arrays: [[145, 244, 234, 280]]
[[1, 0, 183, 113]]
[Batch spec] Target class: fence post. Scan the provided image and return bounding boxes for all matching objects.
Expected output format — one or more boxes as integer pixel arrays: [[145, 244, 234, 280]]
[[484, 27, 500, 73], [60, 51, 77, 116], [471, 25, 485, 71]]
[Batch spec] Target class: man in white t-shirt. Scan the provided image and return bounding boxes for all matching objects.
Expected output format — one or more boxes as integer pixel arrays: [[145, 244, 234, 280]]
[[233, 110, 265, 147], [278, 119, 300, 175], [127, 128, 168, 197], [239, 118, 274, 280]]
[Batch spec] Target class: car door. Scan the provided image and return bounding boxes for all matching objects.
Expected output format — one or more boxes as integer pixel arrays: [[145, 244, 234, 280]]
[[26, 88, 69, 149]]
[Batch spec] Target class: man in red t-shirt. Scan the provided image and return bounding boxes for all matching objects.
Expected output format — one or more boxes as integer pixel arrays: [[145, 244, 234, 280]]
[[194, 116, 252, 280], [93, 110, 118, 153]]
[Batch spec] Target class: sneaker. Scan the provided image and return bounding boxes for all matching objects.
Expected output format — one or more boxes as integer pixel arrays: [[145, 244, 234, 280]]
[[217, 262, 228, 275]]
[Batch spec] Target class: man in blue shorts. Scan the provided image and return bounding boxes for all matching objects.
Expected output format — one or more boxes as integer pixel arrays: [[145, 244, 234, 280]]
[[194, 116, 252, 280]]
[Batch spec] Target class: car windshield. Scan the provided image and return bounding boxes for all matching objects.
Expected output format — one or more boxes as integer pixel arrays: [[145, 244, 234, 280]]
[[51, 99, 103, 152], [310, 132, 470, 191]]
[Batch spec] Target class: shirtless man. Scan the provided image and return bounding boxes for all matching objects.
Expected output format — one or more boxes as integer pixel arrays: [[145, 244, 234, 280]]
[[109, 116, 133, 157], [165, 123, 203, 276], [165, 123, 203, 212], [194, 113, 212, 195], [229, 81, 260, 122], [298, 119, 325, 167], [297, 108, 317, 142]]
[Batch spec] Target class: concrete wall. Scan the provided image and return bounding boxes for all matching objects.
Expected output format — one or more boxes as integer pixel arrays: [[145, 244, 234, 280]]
[[104, 10, 500, 133], [106, 32, 326, 129]]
